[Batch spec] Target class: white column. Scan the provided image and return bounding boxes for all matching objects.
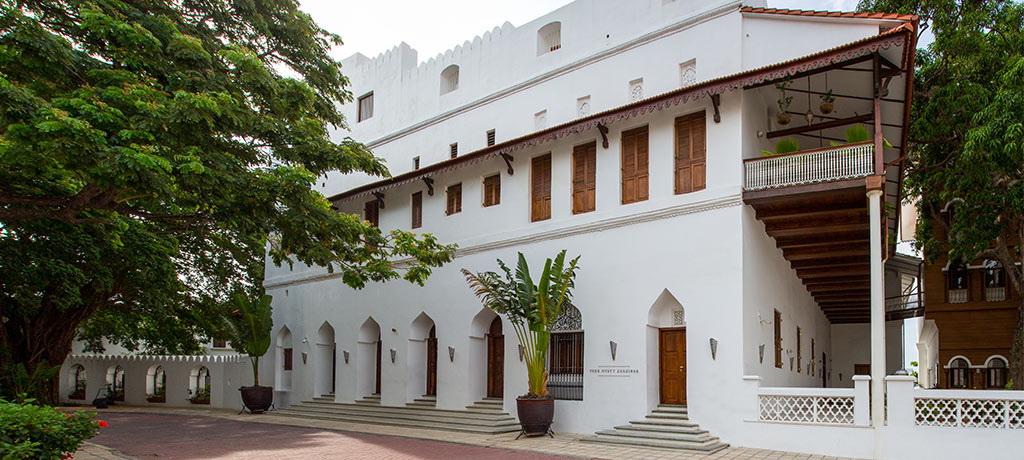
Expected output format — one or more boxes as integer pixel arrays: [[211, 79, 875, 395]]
[[868, 187, 885, 459]]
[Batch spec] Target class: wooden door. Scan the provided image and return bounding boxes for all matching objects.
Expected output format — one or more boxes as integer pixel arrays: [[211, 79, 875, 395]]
[[486, 318, 504, 398], [426, 326, 438, 396], [822, 352, 827, 388], [332, 346, 337, 393], [659, 328, 687, 405], [375, 333, 382, 394]]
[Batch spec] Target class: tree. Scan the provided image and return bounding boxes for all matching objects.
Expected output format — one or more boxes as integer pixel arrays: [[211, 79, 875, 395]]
[[0, 0, 456, 403], [858, 0, 1024, 388]]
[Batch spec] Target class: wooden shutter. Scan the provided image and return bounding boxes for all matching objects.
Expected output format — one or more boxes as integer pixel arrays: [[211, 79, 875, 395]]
[[483, 174, 501, 207], [411, 192, 422, 228], [445, 184, 462, 215], [364, 200, 379, 227], [675, 111, 706, 194], [531, 154, 552, 222], [283, 348, 293, 371], [774, 310, 783, 368], [572, 142, 597, 214], [621, 126, 649, 204]]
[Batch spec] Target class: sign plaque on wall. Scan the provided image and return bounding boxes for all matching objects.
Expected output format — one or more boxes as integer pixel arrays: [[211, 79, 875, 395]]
[[588, 365, 639, 377]]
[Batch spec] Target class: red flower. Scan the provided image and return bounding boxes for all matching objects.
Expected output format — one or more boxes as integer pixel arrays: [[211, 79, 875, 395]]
[[97, 421, 109, 428]]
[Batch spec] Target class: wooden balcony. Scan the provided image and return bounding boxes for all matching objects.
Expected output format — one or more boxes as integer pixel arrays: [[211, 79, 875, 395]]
[[744, 142, 874, 192]]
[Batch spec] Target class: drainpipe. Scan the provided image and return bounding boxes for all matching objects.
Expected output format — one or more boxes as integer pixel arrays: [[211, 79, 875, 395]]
[[867, 176, 885, 459]]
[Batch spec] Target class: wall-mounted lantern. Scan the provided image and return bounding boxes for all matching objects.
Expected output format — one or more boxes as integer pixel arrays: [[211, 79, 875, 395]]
[[709, 338, 718, 360], [518, 345, 524, 362], [301, 351, 308, 365], [390, 349, 397, 363], [758, 344, 765, 364], [609, 341, 618, 361], [448, 346, 455, 362], [343, 350, 350, 364]]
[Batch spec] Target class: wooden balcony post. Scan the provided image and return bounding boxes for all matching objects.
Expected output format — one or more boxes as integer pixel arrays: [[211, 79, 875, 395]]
[[873, 53, 884, 175]]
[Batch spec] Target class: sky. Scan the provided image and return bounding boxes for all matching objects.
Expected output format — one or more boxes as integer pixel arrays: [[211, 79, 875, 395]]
[[299, 0, 862, 64]]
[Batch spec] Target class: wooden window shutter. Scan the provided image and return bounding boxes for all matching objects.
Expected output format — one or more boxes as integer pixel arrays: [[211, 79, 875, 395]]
[[621, 126, 649, 204], [411, 192, 422, 228], [483, 174, 501, 207], [283, 348, 293, 371], [774, 310, 782, 368], [531, 154, 552, 222], [364, 200, 379, 228], [445, 184, 462, 215], [675, 111, 706, 194], [572, 142, 597, 214]]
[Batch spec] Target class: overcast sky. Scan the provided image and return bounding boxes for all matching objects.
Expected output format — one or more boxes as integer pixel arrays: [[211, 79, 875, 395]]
[[299, 0, 861, 63]]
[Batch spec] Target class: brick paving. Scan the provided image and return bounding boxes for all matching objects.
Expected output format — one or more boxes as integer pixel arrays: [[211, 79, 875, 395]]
[[74, 407, 862, 460]]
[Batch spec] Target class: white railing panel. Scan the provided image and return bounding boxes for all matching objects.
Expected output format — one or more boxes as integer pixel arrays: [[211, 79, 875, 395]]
[[914, 389, 1024, 429], [744, 143, 874, 191], [759, 393, 856, 424]]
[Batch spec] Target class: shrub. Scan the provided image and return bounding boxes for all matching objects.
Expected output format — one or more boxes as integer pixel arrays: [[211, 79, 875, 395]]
[[0, 398, 102, 459]]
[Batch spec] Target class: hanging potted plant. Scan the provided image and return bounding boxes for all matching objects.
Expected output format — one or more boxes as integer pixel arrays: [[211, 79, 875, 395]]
[[462, 250, 580, 437], [220, 291, 275, 413], [775, 80, 793, 125], [819, 88, 835, 114]]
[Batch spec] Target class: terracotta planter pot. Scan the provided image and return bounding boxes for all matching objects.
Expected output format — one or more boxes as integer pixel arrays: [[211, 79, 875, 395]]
[[776, 112, 792, 125], [516, 397, 554, 436], [820, 102, 834, 114], [240, 386, 274, 414]]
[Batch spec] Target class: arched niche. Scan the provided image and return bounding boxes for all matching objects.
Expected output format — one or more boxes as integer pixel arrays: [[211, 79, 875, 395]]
[[275, 326, 293, 390], [357, 317, 382, 397], [314, 321, 336, 397]]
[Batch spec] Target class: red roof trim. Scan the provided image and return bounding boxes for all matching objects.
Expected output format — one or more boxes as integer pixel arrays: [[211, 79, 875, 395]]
[[740, 6, 918, 22], [330, 26, 914, 203]]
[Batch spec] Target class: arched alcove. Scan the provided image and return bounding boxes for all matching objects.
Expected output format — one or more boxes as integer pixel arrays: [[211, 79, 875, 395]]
[[275, 326, 293, 391], [314, 321, 336, 398], [468, 308, 500, 402], [68, 364, 86, 400], [645, 289, 687, 411], [440, 65, 459, 95], [408, 312, 437, 401], [357, 317, 382, 397], [145, 364, 166, 402], [537, 22, 562, 55], [106, 365, 125, 401], [188, 366, 211, 404]]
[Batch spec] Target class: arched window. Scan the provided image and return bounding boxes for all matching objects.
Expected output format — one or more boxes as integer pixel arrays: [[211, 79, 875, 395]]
[[549, 304, 583, 400], [987, 357, 1008, 389], [189, 366, 211, 404], [69, 365, 86, 400], [537, 22, 561, 55], [983, 260, 1007, 301], [947, 357, 970, 389], [106, 365, 125, 401], [947, 258, 968, 303], [146, 365, 166, 402], [440, 65, 459, 95]]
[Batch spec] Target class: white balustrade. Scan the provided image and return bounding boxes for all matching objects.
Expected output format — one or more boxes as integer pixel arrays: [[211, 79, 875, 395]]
[[743, 142, 874, 191], [744, 375, 870, 426]]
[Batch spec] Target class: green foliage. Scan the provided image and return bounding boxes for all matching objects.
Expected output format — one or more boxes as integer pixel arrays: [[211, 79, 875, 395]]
[[859, 0, 1024, 389], [0, 399, 101, 459], [220, 293, 274, 386], [820, 88, 836, 104], [462, 251, 580, 398], [0, 0, 457, 400], [776, 80, 793, 112], [846, 124, 871, 143], [0, 358, 60, 403], [761, 138, 800, 156]]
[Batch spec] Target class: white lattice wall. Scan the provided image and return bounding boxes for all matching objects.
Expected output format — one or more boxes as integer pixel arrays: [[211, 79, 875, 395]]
[[915, 397, 1024, 429], [759, 394, 855, 424]]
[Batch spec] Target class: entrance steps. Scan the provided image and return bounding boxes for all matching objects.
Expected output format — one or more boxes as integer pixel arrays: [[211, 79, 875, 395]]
[[406, 395, 437, 408], [582, 405, 728, 453], [272, 397, 519, 434], [465, 397, 504, 414]]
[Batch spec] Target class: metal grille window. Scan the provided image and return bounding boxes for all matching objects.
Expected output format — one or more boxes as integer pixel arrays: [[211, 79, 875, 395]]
[[548, 304, 583, 400]]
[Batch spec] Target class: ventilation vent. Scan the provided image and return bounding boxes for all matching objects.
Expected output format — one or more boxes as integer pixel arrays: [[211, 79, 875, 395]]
[[486, 129, 496, 146], [450, 143, 458, 159]]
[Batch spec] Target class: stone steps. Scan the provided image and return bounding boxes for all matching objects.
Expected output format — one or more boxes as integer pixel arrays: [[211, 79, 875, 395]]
[[271, 398, 519, 434], [465, 397, 504, 413], [582, 405, 728, 454], [406, 395, 437, 408], [355, 394, 381, 405]]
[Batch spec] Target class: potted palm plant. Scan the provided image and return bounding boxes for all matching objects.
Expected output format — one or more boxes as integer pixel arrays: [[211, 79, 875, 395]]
[[220, 292, 275, 413], [462, 250, 580, 437]]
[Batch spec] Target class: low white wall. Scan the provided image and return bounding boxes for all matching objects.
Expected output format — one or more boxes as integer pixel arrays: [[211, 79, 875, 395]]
[[60, 354, 250, 410]]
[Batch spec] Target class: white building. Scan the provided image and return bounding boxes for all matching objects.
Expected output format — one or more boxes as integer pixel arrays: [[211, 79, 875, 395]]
[[62, 1, 1024, 458]]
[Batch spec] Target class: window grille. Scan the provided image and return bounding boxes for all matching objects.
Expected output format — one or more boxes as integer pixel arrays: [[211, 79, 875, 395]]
[[549, 304, 583, 400]]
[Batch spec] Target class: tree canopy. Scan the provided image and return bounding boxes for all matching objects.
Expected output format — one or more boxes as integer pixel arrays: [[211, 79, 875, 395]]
[[0, 0, 455, 401], [859, 0, 1024, 388]]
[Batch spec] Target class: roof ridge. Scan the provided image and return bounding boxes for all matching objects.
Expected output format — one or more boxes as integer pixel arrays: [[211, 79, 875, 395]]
[[739, 6, 918, 22]]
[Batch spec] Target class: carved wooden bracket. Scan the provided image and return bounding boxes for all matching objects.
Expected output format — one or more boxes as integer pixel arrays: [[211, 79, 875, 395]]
[[372, 191, 385, 209], [597, 122, 609, 148], [710, 93, 722, 123], [423, 177, 434, 196], [499, 153, 514, 175]]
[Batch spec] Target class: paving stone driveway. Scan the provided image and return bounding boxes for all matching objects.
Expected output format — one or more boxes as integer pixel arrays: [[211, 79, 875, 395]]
[[88, 412, 574, 459]]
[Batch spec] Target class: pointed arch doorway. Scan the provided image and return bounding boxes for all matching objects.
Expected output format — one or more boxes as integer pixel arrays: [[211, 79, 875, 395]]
[[486, 317, 504, 398], [647, 290, 687, 406], [426, 325, 438, 396]]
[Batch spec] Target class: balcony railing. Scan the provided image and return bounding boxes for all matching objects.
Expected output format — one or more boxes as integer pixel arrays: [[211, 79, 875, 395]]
[[886, 294, 924, 320], [743, 141, 874, 191]]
